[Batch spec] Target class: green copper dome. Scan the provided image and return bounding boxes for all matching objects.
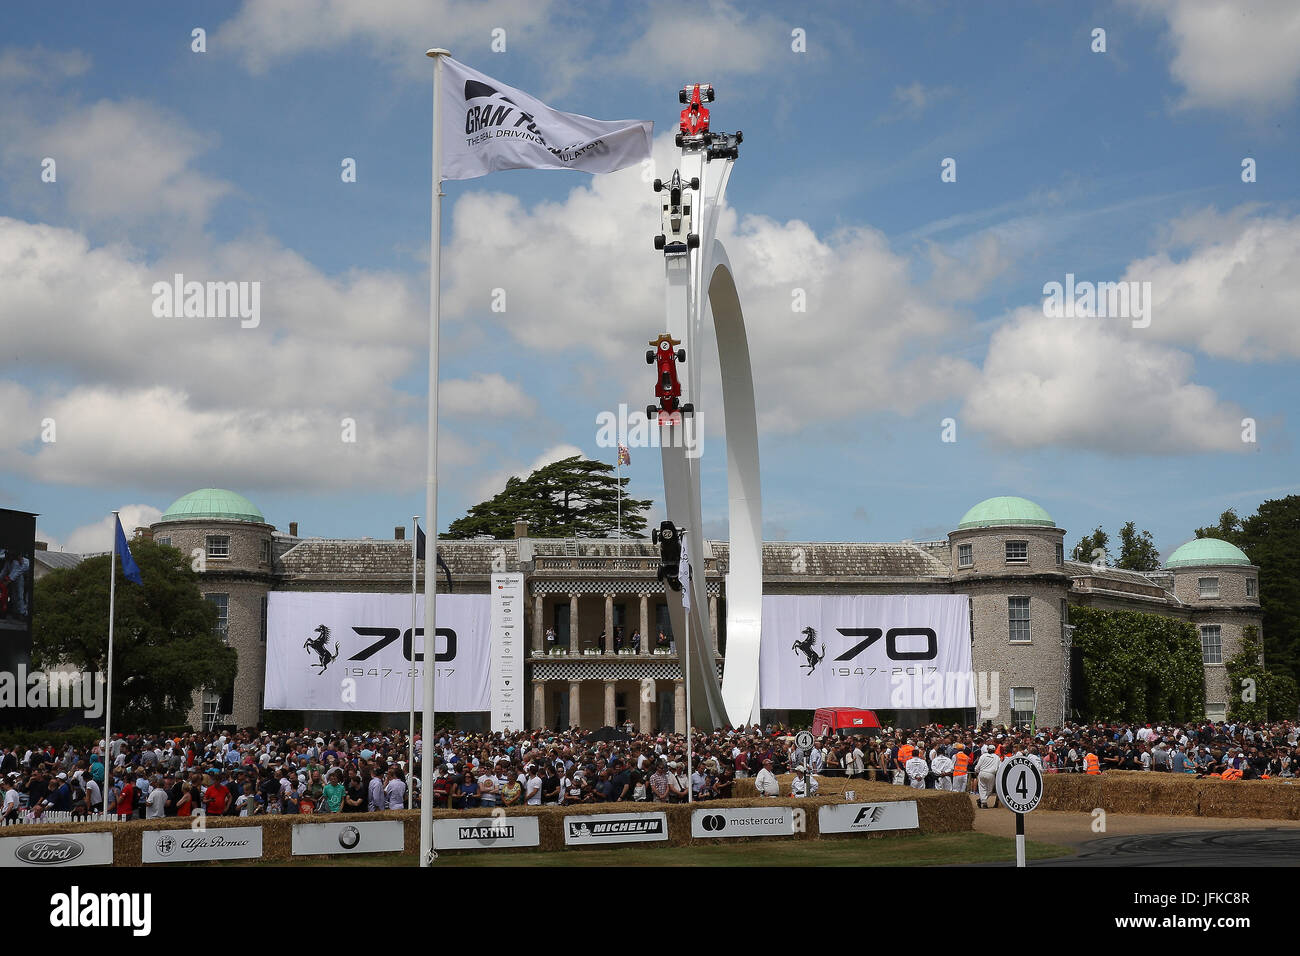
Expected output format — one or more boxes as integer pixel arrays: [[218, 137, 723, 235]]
[[957, 496, 1055, 530], [160, 488, 265, 524], [1166, 538, 1251, 569]]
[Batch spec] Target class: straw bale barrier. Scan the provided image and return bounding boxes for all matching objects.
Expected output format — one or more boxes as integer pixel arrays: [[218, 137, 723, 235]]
[[0, 787, 972, 864], [1039, 771, 1300, 820]]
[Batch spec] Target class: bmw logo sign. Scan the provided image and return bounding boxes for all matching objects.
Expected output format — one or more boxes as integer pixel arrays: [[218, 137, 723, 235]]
[[338, 826, 361, 850]]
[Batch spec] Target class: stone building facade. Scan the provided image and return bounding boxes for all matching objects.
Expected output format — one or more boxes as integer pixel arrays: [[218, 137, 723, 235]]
[[146, 490, 1262, 731]]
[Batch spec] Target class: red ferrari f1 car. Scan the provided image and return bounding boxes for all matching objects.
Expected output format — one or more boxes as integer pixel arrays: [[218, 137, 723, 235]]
[[646, 333, 693, 422]]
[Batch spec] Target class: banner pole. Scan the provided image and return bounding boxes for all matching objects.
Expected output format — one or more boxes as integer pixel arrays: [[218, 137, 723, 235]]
[[104, 510, 118, 818], [408, 515, 419, 809], [420, 46, 449, 867]]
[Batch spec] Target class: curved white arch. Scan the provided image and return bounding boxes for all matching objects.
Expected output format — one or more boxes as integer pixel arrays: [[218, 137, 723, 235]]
[[658, 147, 762, 729]]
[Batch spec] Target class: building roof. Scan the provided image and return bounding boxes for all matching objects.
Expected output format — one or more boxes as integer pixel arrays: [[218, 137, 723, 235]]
[[1166, 537, 1252, 569], [160, 489, 265, 524], [35, 550, 83, 571], [957, 496, 1055, 530]]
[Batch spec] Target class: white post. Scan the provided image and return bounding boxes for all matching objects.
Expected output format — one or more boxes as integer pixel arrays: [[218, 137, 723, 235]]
[[420, 46, 449, 867], [408, 515, 419, 810], [616, 456, 622, 540], [103, 511, 118, 817], [684, 533, 692, 804]]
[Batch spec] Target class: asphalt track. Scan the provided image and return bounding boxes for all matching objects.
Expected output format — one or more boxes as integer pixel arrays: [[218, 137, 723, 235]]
[[1035, 828, 1300, 867]]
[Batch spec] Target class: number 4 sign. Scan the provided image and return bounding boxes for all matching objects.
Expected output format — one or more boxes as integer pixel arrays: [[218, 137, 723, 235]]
[[995, 755, 1043, 868]]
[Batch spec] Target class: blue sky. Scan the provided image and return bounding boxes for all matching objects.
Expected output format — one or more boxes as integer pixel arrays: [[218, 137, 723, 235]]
[[2, 0, 1297, 559]]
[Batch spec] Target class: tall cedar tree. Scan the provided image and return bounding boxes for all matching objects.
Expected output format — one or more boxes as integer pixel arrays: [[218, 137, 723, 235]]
[[1196, 496, 1300, 684], [1070, 522, 1160, 570], [446, 455, 652, 538], [31, 538, 238, 731]]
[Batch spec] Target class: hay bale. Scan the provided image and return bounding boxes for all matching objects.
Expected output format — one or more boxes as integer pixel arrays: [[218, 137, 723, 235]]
[[1040, 773, 1101, 812], [1197, 777, 1300, 820], [1101, 772, 1199, 816]]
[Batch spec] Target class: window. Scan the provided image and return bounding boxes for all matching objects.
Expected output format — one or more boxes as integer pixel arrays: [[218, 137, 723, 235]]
[[1005, 540, 1028, 563], [1246, 577, 1257, 599], [260, 539, 271, 565], [957, 543, 973, 568], [155, 536, 171, 548], [1055, 542, 1064, 565], [1010, 687, 1036, 729], [260, 596, 268, 643], [1060, 598, 1069, 636], [1198, 577, 1219, 599], [1008, 597, 1031, 642], [201, 691, 221, 731], [1201, 625, 1222, 664], [207, 593, 229, 641], [206, 535, 230, 559]]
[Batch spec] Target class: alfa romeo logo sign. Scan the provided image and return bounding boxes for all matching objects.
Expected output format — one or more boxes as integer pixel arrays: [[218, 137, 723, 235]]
[[995, 756, 1043, 814]]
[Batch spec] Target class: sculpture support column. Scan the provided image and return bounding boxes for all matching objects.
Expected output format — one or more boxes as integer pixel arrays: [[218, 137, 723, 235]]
[[673, 681, 686, 735], [532, 592, 544, 653], [568, 680, 582, 729], [604, 681, 616, 727]]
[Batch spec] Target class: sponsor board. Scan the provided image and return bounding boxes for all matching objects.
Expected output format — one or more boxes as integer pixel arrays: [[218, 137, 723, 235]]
[[818, 801, 920, 834], [290, 821, 404, 856], [760, 594, 974, 709], [265, 592, 490, 712], [0, 832, 112, 867], [142, 827, 263, 863], [433, 815, 541, 849], [690, 807, 795, 839], [563, 812, 669, 846], [490, 573, 524, 732]]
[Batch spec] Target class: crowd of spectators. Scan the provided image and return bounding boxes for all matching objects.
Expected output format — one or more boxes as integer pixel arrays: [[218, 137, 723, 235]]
[[2, 717, 1295, 823]]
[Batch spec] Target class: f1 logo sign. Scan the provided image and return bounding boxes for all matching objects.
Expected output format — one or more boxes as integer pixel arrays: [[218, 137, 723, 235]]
[[833, 627, 937, 662], [349, 627, 458, 662]]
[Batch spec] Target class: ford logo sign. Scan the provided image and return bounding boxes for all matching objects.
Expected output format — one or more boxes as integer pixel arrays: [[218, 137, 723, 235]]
[[15, 838, 84, 865]]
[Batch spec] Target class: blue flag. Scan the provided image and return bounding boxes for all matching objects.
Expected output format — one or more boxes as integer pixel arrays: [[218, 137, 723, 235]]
[[114, 515, 143, 585], [415, 525, 453, 592]]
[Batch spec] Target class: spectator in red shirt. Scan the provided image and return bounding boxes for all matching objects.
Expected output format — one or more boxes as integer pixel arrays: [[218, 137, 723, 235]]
[[204, 773, 230, 815]]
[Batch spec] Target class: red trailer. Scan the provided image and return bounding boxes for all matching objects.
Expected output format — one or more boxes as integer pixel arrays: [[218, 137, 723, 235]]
[[811, 707, 882, 738]]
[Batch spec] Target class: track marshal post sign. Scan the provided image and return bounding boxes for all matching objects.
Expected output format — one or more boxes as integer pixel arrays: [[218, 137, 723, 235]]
[[995, 755, 1043, 867]]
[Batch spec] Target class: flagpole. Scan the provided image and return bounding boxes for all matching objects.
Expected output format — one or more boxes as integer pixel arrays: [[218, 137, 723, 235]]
[[683, 531, 692, 804], [616, 455, 622, 540], [420, 46, 449, 868], [104, 510, 118, 818], [408, 515, 419, 810]]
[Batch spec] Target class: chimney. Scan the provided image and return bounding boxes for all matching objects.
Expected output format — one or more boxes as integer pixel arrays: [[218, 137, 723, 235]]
[[394, 526, 405, 541], [289, 521, 299, 537], [35, 540, 48, 551], [135, 527, 152, 540], [514, 521, 529, 539]]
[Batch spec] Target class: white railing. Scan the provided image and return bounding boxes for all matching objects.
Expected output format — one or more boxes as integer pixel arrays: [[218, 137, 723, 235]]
[[2, 810, 132, 827]]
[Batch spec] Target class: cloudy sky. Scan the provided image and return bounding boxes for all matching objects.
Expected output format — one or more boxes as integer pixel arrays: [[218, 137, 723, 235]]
[[3, 0, 1297, 558]]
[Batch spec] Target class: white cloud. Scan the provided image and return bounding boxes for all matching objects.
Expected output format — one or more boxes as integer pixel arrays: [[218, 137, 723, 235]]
[[216, 0, 556, 75], [441, 373, 536, 418], [471, 442, 583, 501], [1130, 0, 1300, 112], [596, 1, 782, 81], [0, 45, 91, 82], [962, 306, 1246, 454], [1126, 208, 1300, 360], [890, 82, 954, 117], [46, 504, 164, 556]]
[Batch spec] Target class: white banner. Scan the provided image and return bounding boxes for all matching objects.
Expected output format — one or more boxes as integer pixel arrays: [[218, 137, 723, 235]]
[[142, 827, 262, 863], [441, 57, 652, 180], [818, 801, 920, 834], [0, 832, 112, 867], [291, 821, 404, 856], [265, 592, 490, 712], [759, 595, 973, 710], [434, 816, 541, 850], [564, 812, 669, 845], [490, 573, 525, 732], [690, 807, 794, 839]]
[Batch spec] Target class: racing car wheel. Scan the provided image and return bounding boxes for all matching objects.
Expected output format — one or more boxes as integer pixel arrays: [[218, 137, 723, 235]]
[[687, 233, 700, 249], [646, 350, 656, 364], [682, 403, 695, 415], [676, 349, 686, 362], [675, 133, 683, 147], [653, 178, 663, 192], [690, 177, 700, 189], [647, 404, 658, 420], [654, 234, 665, 250]]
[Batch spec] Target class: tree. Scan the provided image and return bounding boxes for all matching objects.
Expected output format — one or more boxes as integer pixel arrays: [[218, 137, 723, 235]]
[[1224, 625, 1268, 723], [1116, 521, 1161, 571], [31, 538, 238, 732], [1071, 526, 1110, 565], [446, 455, 653, 538], [1195, 496, 1300, 685]]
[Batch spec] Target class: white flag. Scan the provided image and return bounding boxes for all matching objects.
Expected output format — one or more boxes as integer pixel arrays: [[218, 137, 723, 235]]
[[679, 534, 691, 612], [440, 57, 653, 180]]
